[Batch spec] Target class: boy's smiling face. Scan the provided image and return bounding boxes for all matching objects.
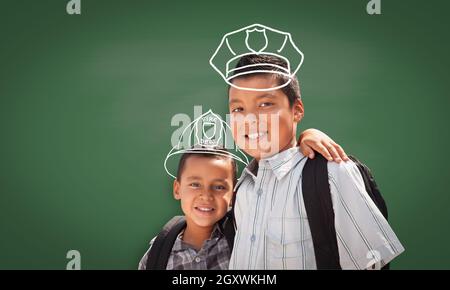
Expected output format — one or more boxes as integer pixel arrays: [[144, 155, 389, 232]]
[[173, 155, 234, 229], [229, 75, 304, 160]]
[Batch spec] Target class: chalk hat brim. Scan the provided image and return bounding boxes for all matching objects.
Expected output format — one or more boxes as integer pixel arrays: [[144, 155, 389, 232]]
[[225, 53, 293, 91]]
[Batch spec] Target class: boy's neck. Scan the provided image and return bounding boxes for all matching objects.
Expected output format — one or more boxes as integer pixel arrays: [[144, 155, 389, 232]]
[[280, 135, 298, 153], [255, 135, 297, 162], [182, 222, 214, 251]]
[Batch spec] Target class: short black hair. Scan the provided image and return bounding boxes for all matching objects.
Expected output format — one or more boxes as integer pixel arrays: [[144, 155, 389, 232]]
[[176, 146, 238, 186], [230, 54, 301, 106]]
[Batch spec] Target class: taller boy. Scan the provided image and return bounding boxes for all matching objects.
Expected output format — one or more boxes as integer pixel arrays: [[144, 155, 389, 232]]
[[211, 24, 404, 269], [228, 53, 403, 270]]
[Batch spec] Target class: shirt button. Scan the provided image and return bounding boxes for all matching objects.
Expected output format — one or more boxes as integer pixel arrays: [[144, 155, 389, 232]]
[[251, 234, 256, 242], [194, 257, 201, 263], [257, 188, 263, 196]]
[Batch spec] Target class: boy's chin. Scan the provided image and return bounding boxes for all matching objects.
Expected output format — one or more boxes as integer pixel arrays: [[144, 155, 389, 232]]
[[189, 215, 220, 228], [242, 146, 280, 160], [191, 219, 218, 228]]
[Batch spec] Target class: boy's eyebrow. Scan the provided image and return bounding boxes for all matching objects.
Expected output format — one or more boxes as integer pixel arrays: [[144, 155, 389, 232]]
[[185, 176, 230, 184], [229, 93, 277, 105], [229, 98, 242, 105], [257, 93, 277, 100], [211, 178, 229, 183]]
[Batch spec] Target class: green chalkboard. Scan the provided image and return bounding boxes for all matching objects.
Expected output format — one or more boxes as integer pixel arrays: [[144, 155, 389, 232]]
[[0, 0, 449, 269]]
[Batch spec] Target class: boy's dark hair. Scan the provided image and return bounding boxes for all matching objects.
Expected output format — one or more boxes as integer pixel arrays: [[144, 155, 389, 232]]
[[230, 54, 301, 106], [176, 146, 238, 186]]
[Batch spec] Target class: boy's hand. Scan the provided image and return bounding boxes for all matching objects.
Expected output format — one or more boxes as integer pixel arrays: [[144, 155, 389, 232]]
[[298, 129, 349, 163]]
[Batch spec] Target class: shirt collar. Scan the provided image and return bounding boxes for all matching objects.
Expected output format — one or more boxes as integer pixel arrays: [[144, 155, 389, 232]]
[[172, 223, 223, 253], [236, 146, 305, 186]]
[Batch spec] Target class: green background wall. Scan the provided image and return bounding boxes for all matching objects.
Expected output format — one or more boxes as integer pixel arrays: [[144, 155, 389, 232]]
[[1, 0, 449, 269]]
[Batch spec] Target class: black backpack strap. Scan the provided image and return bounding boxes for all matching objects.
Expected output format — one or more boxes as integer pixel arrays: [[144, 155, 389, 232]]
[[302, 154, 342, 270], [220, 181, 242, 252], [146, 216, 186, 270], [348, 156, 388, 219], [220, 211, 235, 252]]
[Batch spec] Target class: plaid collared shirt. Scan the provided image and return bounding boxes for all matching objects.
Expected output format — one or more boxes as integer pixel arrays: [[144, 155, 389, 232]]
[[138, 223, 230, 270]]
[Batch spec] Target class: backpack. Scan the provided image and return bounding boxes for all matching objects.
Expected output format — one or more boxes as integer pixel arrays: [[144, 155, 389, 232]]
[[301, 154, 389, 270], [145, 213, 235, 270]]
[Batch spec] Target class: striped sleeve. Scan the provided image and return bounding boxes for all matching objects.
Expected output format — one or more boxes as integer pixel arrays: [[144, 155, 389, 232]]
[[327, 161, 405, 270]]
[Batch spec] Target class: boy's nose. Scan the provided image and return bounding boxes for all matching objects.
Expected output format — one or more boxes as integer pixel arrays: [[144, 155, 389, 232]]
[[199, 190, 213, 200]]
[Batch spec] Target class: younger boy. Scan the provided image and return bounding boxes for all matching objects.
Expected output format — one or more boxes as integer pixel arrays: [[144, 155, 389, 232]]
[[139, 147, 236, 270], [228, 54, 404, 269]]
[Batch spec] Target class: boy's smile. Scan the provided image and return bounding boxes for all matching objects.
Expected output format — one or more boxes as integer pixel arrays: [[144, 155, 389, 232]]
[[193, 204, 215, 216], [229, 75, 304, 160], [246, 131, 268, 140]]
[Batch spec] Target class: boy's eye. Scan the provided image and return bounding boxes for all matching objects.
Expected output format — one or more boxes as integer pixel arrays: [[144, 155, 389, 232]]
[[189, 183, 201, 188], [212, 185, 226, 191], [259, 102, 274, 108], [231, 107, 243, 113]]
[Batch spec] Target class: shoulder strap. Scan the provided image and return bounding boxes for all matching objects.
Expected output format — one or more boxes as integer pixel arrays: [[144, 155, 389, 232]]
[[302, 154, 341, 270], [146, 216, 186, 270], [221, 182, 242, 252], [348, 156, 388, 219], [220, 211, 236, 252]]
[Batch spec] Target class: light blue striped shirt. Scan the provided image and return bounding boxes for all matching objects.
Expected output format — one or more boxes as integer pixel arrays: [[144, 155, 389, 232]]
[[229, 147, 404, 269]]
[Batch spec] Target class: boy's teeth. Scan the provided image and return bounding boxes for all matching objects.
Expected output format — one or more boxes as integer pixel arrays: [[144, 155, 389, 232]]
[[248, 133, 258, 139], [247, 132, 267, 140], [197, 207, 213, 212]]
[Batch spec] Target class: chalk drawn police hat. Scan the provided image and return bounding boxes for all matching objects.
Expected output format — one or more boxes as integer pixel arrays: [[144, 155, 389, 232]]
[[209, 23, 304, 91]]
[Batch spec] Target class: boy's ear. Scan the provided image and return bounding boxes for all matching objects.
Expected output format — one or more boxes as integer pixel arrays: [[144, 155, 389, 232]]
[[173, 179, 181, 200], [293, 98, 304, 122]]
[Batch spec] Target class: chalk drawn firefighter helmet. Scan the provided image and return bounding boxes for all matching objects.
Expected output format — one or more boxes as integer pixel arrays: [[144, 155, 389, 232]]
[[164, 110, 248, 179]]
